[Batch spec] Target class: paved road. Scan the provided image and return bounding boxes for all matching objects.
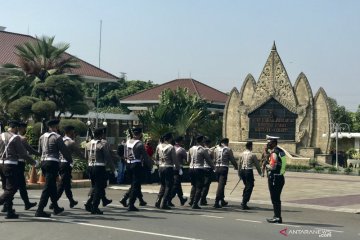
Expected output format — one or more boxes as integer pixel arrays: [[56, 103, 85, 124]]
[[0, 188, 359, 240]]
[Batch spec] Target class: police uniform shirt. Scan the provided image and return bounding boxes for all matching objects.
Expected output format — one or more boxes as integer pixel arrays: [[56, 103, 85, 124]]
[[203, 146, 214, 168], [61, 136, 85, 163], [125, 139, 152, 169], [239, 149, 262, 175], [18, 135, 38, 165], [0, 131, 33, 163], [187, 145, 214, 169], [214, 146, 237, 168], [174, 145, 187, 166], [155, 143, 179, 170], [39, 131, 72, 162], [86, 139, 115, 171]]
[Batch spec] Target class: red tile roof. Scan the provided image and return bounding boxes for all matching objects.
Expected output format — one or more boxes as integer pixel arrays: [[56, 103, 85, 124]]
[[0, 30, 118, 80], [121, 78, 228, 104]]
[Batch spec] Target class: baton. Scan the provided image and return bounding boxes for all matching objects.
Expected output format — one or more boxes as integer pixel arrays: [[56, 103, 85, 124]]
[[230, 178, 241, 195]]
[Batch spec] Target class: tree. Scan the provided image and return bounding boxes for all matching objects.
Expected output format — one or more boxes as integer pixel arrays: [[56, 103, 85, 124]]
[[328, 97, 353, 129], [138, 88, 209, 143], [352, 105, 360, 132]]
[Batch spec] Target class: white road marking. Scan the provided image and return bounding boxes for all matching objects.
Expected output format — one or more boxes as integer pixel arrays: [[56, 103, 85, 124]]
[[31, 217, 203, 240], [276, 223, 301, 228], [201, 215, 224, 219], [235, 218, 262, 223]]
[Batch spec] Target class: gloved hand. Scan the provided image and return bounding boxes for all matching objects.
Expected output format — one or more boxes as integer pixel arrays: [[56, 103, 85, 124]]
[[179, 168, 183, 176], [70, 163, 74, 168], [34, 160, 40, 168], [151, 166, 156, 174], [114, 170, 118, 178]]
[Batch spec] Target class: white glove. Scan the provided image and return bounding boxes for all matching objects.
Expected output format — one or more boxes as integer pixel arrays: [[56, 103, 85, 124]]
[[114, 170, 118, 178], [179, 169, 183, 176], [70, 163, 74, 168], [34, 160, 40, 168], [151, 166, 156, 174]]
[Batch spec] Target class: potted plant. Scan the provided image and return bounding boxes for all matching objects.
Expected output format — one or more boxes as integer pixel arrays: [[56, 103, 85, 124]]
[[72, 159, 87, 180]]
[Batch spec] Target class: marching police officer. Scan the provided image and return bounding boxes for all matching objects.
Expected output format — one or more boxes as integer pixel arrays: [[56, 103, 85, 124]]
[[0, 120, 36, 219], [122, 127, 152, 211], [200, 138, 214, 206], [169, 136, 188, 206], [213, 138, 238, 208], [35, 119, 72, 218], [155, 132, 179, 209], [54, 125, 84, 209], [265, 136, 286, 223], [238, 141, 262, 210], [188, 135, 215, 209], [84, 127, 116, 214]]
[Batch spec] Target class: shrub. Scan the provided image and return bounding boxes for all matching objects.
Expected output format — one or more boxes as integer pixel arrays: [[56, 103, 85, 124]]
[[31, 100, 57, 119], [309, 158, 317, 167], [344, 168, 353, 175], [72, 158, 88, 172], [314, 166, 324, 172], [59, 119, 87, 136], [328, 167, 338, 174]]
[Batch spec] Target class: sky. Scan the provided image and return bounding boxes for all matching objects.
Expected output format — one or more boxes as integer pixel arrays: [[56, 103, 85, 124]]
[[1, 0, 359, 111]]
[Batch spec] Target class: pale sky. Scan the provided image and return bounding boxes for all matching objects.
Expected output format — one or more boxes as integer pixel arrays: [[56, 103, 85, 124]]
[[1, 0, 359, 111]]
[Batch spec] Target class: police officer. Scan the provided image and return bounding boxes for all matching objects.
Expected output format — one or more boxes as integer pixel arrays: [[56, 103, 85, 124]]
[[35, 119, 72, 218], [238, 141, 262, 210], [55, 125, 84, 209], [265, 136, 286, 223], [84, 127, 116, 215], [155, 132, 179, 209], [169, 136, 188, 206], [213, 138, 238, 208], [122, 127, 152, 211], [17, 122, 40, 210], [188, 135, 215, 209], [0, 120, 36, 219], [200, 138, 214, 206]]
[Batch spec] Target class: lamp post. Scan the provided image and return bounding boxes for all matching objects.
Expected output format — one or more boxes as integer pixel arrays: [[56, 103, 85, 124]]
[[331, 122, 351, 169]]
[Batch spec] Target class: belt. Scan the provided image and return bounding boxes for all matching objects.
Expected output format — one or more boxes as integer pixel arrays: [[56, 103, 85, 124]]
[[60, 159, 68, 163], [18, 159, 25, 162], [43, 157, 59, 162], [190, 166, 204, 169], [216, 164, 229, 167], [88, 162, 105, 166], [242, 167, 253, 170], [127, 160, 141, 164], [159, 164, 174, 168], [4, 160, 18, 165]]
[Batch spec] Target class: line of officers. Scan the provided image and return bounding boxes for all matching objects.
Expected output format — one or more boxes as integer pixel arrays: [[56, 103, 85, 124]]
[[0, 120, 286, 224]]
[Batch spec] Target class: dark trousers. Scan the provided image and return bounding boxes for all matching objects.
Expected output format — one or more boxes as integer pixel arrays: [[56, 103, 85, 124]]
[[89, 166, 107, 209], [57, 162, 74, 203], [0, 164, 20, 211], [38, 161, 60, 211], [201, 168, 213, 202], [18, 162, 31, 205], [268, 174, 285, 218], [171, 171, 184, 199], [189, 168, 205, 205], [239, 169, 255, 205], [215, 166, 229, 201], [127, 163, 143, 206], [158, 167, 174, 204], [0, 165, 6, 190]]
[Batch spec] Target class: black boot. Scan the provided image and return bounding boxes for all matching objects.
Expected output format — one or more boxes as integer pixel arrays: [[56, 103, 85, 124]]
[[213, 200, 222, 209], [84, 203, 92, 212], [127, 204, 139, 211], [91, 207, 103, 215], [155, 197, 162, 209], [119, 197, 128, 207], [49, 203, 54, 210], [139, 198, 147, 206], [241, 202, 250, 210], [160, 198, 171, 210], [168, 201, 175, 207], [70, 200, 78, 208], [25, 202, 37, 210], [35, 209, 51, 218], [200, 199, 208, 206], [5, 209, 19, 219], [179, 196, 187, 206], [220, 199, 228, 207], [267, 204, 282, 223], [102, 198, 112, 207], [192, 204, 201, 209], [53, 205, 64, 215], [1, 203, 8, 213]]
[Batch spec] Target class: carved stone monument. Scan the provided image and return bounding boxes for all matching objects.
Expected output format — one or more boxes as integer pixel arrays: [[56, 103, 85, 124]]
[[223, 43, 332, 163]]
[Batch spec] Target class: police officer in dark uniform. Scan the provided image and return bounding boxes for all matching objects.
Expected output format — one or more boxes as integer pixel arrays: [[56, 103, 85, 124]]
[[200, 138, 214, 206], [188, 135, 215, 209], [238, 141, 262, 210], [213, 138, 238, 208], [35, 119, 72, 218], [265, 136, 286, 223], [0, 120, 36, 219], [54, 125, 84, 209], [122, 127, 152, 211], [155, 132, 179, 209], [84, 127, 116, 214], [169, 136, 188, 206]]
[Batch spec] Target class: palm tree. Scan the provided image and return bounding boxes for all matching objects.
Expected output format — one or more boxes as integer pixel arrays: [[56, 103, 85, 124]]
[[0, 36, 80, 106]]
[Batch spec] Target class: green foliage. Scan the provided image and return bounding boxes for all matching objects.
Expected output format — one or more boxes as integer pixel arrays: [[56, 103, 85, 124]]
[[286, 164, 312, 172], [138, 88, 208, 141], [72, 159, 88, 172], [309, 158, 317, 167], [328, 166, 338, 173], [31, 100, 57, 120], [8, 97, 36, 119], [314, 166, 324, 172], [328, 97, 354, 130], [344, 167, 353, 175], [68, 102, 89, 115], [59, 119, 87, 136], [24, 125, 38, 146]]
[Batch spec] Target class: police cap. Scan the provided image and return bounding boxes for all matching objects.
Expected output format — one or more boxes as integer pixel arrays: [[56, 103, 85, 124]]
[[162, 132, 173, 141], [132, 127, 143, 135], [196, 135, 204, 143], [220, 138, 229, 145], [8, 120, 20, 128], [266, 135, 280, 143], [18, 121, 28, 128], [94, 127, 106, 138], [64, 125, 75, 133], [47, 119, 60, 127], [204, 137, 211, 145], [175, 136, 184, 143]]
